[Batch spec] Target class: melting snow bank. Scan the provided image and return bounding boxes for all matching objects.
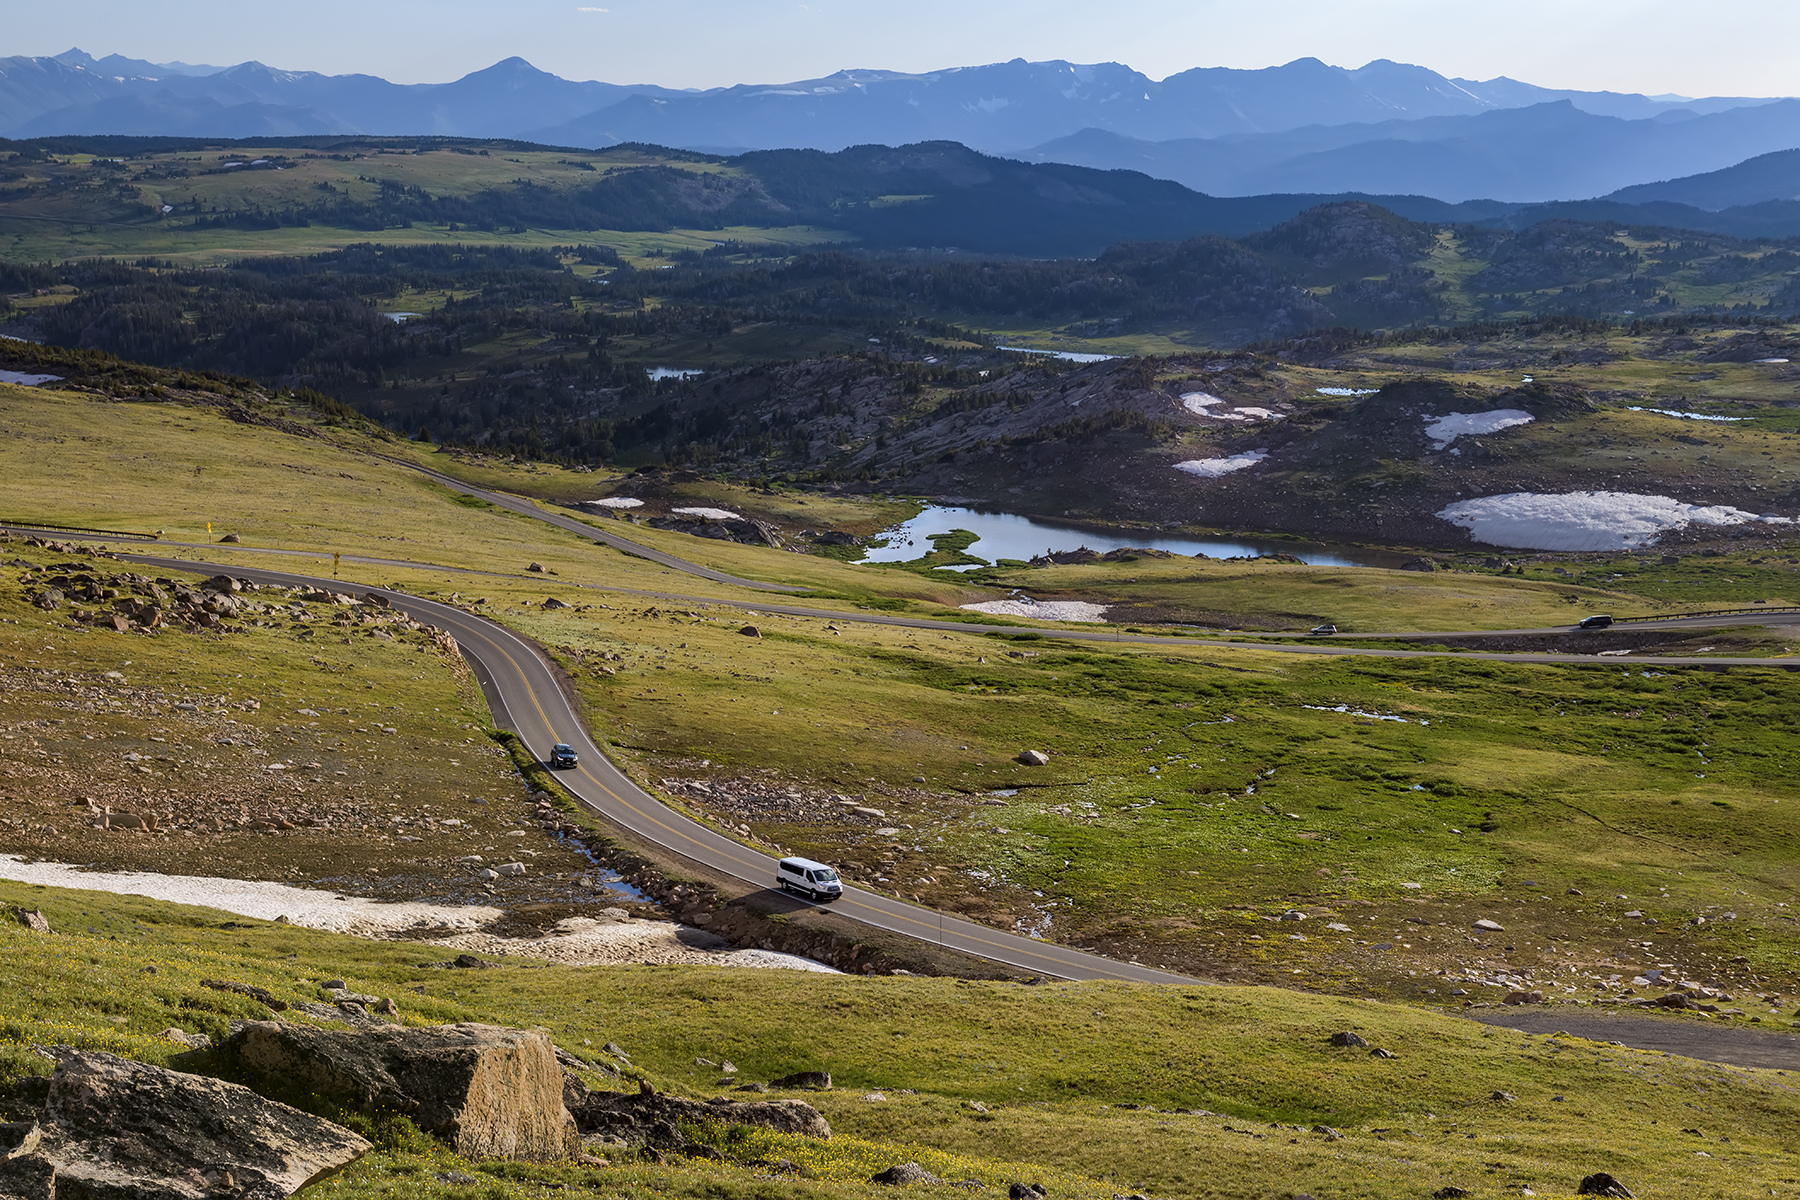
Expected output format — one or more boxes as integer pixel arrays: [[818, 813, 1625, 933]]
[[1174, 449, 1267, 478], [0, 370, 61, 386], [582, 497, 644, 509], [1180, 391, 1225, 414], [1437, 491, 1792, 551], [0, 856, 500, 936], [1316, 387, 1378, 396], [1304, 704, 1426, 725], [961, 599, 1110, 623], [0, 857, 834, 972], [671, 506, 740, 520], [1424, 409, 1534, 449], [1626, 406, 1747, 422]]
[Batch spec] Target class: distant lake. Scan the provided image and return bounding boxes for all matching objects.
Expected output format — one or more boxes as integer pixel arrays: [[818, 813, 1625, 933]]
[[858, 506, 1391, 567], [996, 346, 1118, 364]]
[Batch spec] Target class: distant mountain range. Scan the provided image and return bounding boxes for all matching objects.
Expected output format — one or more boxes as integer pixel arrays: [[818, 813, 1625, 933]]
[[1021, 101, 1800, 204], [4, 49, 1800, 219]]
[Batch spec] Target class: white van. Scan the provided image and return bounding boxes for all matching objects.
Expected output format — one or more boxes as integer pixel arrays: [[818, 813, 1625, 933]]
[[776, 856, 843, 902]]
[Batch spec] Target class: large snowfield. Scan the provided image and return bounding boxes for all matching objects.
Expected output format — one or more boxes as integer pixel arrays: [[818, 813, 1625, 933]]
[[1437, 490, 1791, 551]]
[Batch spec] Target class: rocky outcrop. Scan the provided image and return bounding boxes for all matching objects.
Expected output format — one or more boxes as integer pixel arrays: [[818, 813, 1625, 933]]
[[2, 1048, 369, 1200], [187, 1021, 578, 1162], [568, 1088, 830, 1151], [646, 515, 783, 547]]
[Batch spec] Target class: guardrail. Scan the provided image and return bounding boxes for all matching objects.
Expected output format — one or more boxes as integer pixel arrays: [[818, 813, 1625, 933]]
[[1612, 605, 1800, 624], [0, 520, 161, 541]]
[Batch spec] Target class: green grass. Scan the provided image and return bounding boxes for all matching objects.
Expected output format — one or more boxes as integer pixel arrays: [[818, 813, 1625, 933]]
[[5, 380, 1800, 997], [519, 596, 1800, 990], [2, 880, 1797, 1200]]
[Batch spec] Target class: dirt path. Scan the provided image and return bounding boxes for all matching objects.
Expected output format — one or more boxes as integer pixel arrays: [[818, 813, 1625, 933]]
[[1465, 1008, 1800, 1071]]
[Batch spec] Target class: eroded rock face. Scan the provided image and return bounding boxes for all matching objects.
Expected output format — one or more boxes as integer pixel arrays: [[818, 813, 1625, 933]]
[[7, 1048, 369, 1200], [191, 1022, 578, 1162]]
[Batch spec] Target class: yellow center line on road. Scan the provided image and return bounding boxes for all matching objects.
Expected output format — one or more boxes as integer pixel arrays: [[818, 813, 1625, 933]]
[[466, 616, 1141, 978]]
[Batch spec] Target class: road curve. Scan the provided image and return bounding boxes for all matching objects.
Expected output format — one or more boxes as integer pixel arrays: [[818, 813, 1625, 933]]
[[122, 552, 1191, 985], [14, 520, 1794, 669], [384, 459, 812, 594]]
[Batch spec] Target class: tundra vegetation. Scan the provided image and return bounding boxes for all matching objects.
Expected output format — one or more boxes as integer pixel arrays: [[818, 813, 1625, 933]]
[[3, 135, 1800, 1198]]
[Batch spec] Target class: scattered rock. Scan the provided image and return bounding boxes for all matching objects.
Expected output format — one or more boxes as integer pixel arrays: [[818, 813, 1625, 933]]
[[5, 1048, 369, 1200], [160, 1028, 213, 1050], [739, 625, 762, 638], [1328, 1031, 1368, 1047], [872, 1162, 941, 1186], [1577, 1173, 1634, 1198], [769, 1070, 832, 1090], [542, 598, 570, 610], [527, 563, 545, 573], [185, 1021, 579, 1162], [1503, 990, 1546, 1006], [1473, 919, 1505, 932], [570, 1089, 829, 1154], [1311, 1124, 1343, 1139], [1369, 1047, 1398, 1059], [7, 907, 49, 933], [218, 533, 241, 544], [1015, 750, 1050, 766], [1008, 1184, 1048, 1200], [1492, 1091, 1517, 1102], [495, 862, 527, 877], [1433, 1188, 1471, 1200], [201, 978, 289, 1012]]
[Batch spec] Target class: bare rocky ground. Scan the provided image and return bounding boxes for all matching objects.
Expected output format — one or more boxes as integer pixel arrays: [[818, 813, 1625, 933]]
[[637, 756, 1800, 1034]]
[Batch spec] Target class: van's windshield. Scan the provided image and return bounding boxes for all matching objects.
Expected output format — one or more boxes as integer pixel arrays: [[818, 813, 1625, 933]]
[[813, 868, 839, 882]]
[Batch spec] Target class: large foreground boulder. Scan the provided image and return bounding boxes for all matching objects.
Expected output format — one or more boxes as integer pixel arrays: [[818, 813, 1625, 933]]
[[570, 1088, 830, 1151], [188, 1022, 578, 1162], [2, 1048, 369, 1200]]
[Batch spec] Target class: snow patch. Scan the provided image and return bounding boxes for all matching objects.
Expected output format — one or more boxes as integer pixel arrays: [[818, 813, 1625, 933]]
[[1174, 449, 1267, 478], [1437, 490, 1792, 551], [0, 857, 833, 972], [582, 497, 644, 509], [1626, 406, 1748, 422], [961, 599, 1110, 623], [1424, 409, 1534, 449], [671, 506, 739, 520], [0, 370, 61, 387], [1316, 387, 1378, 396], [1180, 391, 1226, 413], [0, 856, 500, 937]]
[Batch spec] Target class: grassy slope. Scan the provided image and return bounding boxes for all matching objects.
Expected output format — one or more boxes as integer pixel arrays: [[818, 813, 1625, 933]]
[[4, 381, 1800, 995], [0, 146, 849, 263], [3, 881, 1797, 1200]]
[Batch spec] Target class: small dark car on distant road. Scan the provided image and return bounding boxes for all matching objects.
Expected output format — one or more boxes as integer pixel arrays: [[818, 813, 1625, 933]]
[[1310, 624, 1338, 635], [550, 743, 578, 768], [1577, 614, 1615, 630]]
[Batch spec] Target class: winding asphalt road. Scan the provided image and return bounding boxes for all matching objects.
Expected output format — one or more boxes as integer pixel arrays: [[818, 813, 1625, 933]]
[[117, 551, 1190, 984], [389, 459, 811, 594]]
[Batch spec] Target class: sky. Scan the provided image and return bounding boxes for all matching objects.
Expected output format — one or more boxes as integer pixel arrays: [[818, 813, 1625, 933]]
[[11, 0, 1800, 98]]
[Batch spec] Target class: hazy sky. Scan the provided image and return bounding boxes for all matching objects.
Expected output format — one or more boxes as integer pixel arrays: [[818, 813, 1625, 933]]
[[12, 0, 1799, 97]]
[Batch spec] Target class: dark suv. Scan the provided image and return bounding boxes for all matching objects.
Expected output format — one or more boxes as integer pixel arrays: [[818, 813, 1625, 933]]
[[1577, 614, 1615, 630], [549, 743, 578, 769]]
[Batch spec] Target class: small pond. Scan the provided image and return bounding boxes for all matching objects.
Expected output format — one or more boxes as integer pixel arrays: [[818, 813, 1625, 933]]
[[857, 506, 1394, 567]]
